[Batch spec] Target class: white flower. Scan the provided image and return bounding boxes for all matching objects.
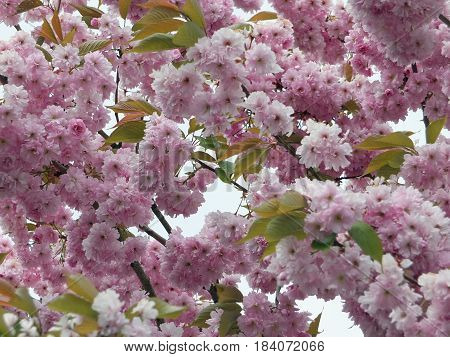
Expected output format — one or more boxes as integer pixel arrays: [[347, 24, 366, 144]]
[[132, 299, 158, 320], [2, 313, 18, 329], [160, 322, 183, 337], [49, 314, 81, 337], [18, 319, 39, 337], [92, 289, 123, 316]]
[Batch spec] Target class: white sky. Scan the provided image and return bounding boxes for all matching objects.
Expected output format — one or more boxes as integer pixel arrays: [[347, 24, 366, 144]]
[[1, 0, 445, 337]]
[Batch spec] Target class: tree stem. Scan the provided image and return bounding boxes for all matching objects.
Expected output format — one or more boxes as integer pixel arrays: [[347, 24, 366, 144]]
[[151, 203, 172, 234], [139, 225, 167, 246]]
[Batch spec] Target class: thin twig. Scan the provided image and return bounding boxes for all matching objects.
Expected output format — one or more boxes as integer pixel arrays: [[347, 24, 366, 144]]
[[439, 14, 450, 27], [151, 203, 172, 234], [139, 225, 167, 246], [193, 159, 249, 193]]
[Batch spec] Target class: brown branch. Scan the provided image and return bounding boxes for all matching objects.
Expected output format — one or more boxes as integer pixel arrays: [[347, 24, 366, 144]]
[[139, 225, 167, 246], [439, 14, 450, 27], [131, 261, 157, 297], [151, 203, 172, 234]]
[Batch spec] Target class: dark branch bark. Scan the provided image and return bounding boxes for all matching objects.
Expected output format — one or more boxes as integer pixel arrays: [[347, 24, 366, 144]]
[[14, 24, 21, 31], [193, 159, 249, 193], [139, 225, 167, 246], [131, 261, 157, 297], [151, 203, 172, 234], [439, 14, 450, 27]]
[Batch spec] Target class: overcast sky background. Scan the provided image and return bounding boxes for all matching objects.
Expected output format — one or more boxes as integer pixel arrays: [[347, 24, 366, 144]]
[[1, 0, 445, 337]]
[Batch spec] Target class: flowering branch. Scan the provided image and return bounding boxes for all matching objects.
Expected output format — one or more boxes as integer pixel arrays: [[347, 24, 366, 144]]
[[139, 225, 167, 246]]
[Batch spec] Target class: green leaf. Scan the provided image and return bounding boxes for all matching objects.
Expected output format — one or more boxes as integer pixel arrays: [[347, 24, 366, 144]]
[[119, 0, 132, 19], [219, 308, 241, 337], [216, 285, 243, 303], [132, 19, 184, 41], [311, 233, 336, 251], [0, 307, 12, 336], [238, 217, 272, 244], [0, 252, 9, 265], [248, 11, 278, 22], [426, 117, 447, 144], [61, 27, 77, 45], [130, 33, 179, 53], [265, 211, 307, 241], [47, 294, 98, 319], [172, 21, 205, 47], [307, 312, 322, 337], [278, 190, 307, 213], [192, 303, 241, 330], [343, 99, 360, 113], [363, 149, 406, 175], [355, 132, 415, 151], [219, 138, 262, 160], [16, 0, 42, 14], [253, 198, 280, 218], [218, 161, 234, 178], [261, 241, 277, 259], [78, 39, 112, 56], [215, 167, 232, 184], [181, 0, 206, 30], [150, 298, 187, 319], [35, 45, 53, 62], [188, 118, 204, 134], [108, 100, 160, 115], [104, 121, 146, 145], [133, 7, 182, 31], [41, 18, 58, 44], [70, 3, 104, 18], [0, 280, 37, 316], [348, 221, 383, 263], [65, 274, 98, 303], [191, 151, 216, 162], [233, 147, 268, 179]]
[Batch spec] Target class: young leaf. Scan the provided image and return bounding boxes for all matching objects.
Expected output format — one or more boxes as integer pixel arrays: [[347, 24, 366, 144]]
[[248, 11, 277, 22], [108, 100, 159, 115], [192, 302, 241, 330], [65, 274, 98, 303], [343, 99, 360, 113], [51, 11, 64, 41], [0, 280, 37, 316], [181, 0, 206, 30], [150, 298, 187, 319], [278, 190, 307, 213], [219, 308, 241, 337], [104, 121, 146, 145], [307, 312, 322, 337], [119, 0, 132, 19], [16, 0, 43, 14], [265, 211, 307, 241], [70, 3, 103, 18], [172, 21, 205, 47], [191, 151, 216, 162], [132, 7, 182, 31], [61, 28, 77, 45], [0, 252, 9, 265], [348, 221, 383, 263], [78, 39, 112, 56], [355, 132, 415, 151], [139, 0, 179, 11], [41, 18, 59, 44], [130, 33, 179, 53], [363, 149, 406, 175], [219, 137, 262, 160], [132, 19, 184, 41], [47, 294, 98, 319], [344, 62, 353, 82], [426, 117, 447, 144], [216, 285, 243, 304], [238, 217, 272, 244], [311, 233, 336, 251]]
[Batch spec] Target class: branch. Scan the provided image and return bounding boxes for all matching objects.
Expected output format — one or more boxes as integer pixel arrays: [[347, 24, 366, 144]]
[[193, 159, 249, 193], [131, 261, 157, 297], [114, 68, 120, 124], [439, 14, 450, 27], [14, 24, 21, 31], [130, 261, 164, 328], [139, 225, 167, 246], [335, 173, 373, 182], [151, 203, 172, 234]]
